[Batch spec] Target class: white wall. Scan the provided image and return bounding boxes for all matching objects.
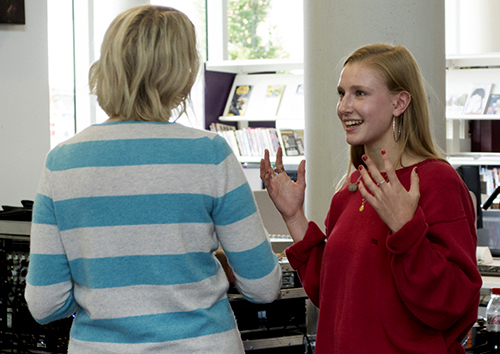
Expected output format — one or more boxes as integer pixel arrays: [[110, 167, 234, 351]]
[[0, 0, 50, 206]]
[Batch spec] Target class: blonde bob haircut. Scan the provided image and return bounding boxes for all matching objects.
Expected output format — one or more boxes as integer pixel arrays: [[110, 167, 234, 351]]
[[344, 43, 446, 173], [89, 5, 200, 122]]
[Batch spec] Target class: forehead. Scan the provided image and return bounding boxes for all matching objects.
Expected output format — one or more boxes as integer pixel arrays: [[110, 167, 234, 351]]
[[338, 62, 387, 89]]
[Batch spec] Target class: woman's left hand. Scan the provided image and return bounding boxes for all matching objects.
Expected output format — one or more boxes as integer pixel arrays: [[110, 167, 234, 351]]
[[358, 151, 420, 233]]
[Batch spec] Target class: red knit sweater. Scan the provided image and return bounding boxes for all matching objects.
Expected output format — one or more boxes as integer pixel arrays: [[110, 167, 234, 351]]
[[286, 159, 482, 354]]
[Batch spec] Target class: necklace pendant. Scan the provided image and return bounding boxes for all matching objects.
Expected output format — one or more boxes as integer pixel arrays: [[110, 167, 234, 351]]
[[359, 197, 366, 212]]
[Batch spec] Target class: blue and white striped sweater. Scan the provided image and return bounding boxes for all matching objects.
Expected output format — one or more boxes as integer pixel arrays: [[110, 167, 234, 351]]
[[25, 121, 281, 353]]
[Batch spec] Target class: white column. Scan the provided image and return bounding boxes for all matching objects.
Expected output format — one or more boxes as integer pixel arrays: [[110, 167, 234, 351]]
[[457, 0, 500, 54], [304, 0, 446, 226]]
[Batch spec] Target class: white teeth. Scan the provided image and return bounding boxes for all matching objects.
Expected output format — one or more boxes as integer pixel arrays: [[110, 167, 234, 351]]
[[344, 120, 362, 127]]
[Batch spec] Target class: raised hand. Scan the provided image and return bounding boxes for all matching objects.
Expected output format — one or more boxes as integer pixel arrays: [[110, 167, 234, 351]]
[[260, 148, 308, 242], [357, 150, 420, 233], [260, 147, 306, 219]]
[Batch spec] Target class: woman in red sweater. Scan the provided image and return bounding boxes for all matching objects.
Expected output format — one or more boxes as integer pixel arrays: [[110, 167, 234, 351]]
[[261, 43, 482, 353]]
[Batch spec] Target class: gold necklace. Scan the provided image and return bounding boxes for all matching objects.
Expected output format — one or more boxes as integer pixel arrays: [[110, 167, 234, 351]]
[[359, 198, 366, 212]]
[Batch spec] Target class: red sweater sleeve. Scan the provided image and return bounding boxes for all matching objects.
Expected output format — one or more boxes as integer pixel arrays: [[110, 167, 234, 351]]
[[285, 221, 326, 307], [386, 162, 482, 332]]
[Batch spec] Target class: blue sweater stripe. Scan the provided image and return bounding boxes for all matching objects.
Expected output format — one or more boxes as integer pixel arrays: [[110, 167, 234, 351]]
[[27, 254, 72, 286], [71, 298, 235, 344], [53, 194, 213, 231], [33, 193, 57, 225], [46, 137, 231, 171], [225, 240, 278, 279], [68, 253, 218, 289], [212, 183, 257, 226]]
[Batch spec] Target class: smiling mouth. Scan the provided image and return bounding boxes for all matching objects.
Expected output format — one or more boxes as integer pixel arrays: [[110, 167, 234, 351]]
[[344, 120, 363, 127]]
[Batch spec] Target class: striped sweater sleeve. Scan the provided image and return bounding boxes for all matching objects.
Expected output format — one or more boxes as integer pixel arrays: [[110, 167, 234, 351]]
[[25, 166, 78, 324], [211, 136, 281, 303]]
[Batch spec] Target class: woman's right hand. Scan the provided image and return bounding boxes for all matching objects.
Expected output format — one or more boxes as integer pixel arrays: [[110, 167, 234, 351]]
[[260, 147, 306, 222]]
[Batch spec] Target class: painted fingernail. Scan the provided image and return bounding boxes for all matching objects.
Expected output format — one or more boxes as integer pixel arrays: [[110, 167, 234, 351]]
[[359, 165, 364, 171], [381, 150, 386, 155], [362, 155, 367, 161]]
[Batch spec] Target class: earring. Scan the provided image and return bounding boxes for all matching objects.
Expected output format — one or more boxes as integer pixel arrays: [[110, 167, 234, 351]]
[[392, 116, 401, 142]]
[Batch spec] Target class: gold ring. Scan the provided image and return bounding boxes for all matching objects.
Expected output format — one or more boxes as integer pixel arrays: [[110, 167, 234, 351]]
[[377, 180, 386, 187], [274, 167, 285, 174]]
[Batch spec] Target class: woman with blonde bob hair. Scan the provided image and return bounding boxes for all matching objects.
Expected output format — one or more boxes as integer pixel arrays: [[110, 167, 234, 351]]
[[261, 43, 481, 353], [25, 5, 281, 353], [89, 5, 200, 122]]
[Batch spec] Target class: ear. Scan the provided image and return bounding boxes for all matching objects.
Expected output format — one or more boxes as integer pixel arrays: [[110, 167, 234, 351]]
[[392, 91, 411, 117]]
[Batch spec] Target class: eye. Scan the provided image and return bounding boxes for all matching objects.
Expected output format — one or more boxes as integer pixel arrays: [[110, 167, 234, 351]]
[[337, 90, 345, 98], [355, 90, 366, 96]]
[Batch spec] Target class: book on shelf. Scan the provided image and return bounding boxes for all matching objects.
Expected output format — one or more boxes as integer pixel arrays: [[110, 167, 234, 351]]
[[279, 129, 304, 157], [210, 123, 240, 156], [446, 92, 468, 116], [216, 127, 282, 158], [486, 93, 500, 115], [261, 84, 286, 116], [209, 122, 236, 132], [227, 85, 253, 116], [462, 83, 493, 115]]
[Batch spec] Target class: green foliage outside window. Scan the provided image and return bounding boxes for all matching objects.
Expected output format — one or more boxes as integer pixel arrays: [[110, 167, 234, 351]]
[[228, 0, 289, 60]]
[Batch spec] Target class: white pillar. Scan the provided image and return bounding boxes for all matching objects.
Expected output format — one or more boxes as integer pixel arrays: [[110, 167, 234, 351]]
[[457, 0, 500, 54], [304, 0, 446, 226]]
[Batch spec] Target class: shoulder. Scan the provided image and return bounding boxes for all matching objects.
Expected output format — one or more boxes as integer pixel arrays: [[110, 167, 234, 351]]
[[416, 159, 464, 190], [416, 159, 474, 223]]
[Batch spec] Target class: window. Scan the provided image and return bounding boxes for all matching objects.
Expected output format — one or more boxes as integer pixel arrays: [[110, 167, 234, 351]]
[[227, 0, 303, 61], [47, 0, 75, 149], [47, 0, 302, 147]]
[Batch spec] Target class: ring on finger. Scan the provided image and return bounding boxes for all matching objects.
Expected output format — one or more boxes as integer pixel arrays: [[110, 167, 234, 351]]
[[377, 180, 386, 187], [274, 166, 285, 174]]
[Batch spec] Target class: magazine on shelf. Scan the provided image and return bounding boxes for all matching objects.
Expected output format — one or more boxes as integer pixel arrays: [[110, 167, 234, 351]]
[[279, 129, 301, 156], [486, 93, 500, 115], [446, 92, 468, 116], [462, 83, 493, 115], [227, 85, 253, 116], [261, 84, 286, 116]]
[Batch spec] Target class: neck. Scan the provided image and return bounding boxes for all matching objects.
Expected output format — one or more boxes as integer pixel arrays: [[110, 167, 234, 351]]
[[364, 144, 400, 172], [105, 115, 124, 123]]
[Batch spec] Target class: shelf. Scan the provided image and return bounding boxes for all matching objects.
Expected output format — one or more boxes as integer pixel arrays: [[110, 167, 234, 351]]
[[206, 59, 303, 74], [238, 156, 304, 165], [219, 115, 303, 122], [446, 53, 500, 69], [228, 287, 307, 301], [242, 334, 304, 351], [447, 114, 500, 120], [0, 220, 31, 236], [447, 153, 500, 166]]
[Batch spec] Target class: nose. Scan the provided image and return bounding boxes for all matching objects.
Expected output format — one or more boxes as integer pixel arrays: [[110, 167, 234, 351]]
[[337, 94, 353, 116]]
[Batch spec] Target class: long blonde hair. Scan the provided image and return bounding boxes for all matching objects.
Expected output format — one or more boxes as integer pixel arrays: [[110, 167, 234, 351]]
[[89, 5, 200, 122], [342, 43, 445, 184]]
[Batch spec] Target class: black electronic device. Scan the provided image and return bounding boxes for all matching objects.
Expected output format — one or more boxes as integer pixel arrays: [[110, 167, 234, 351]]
[[457, 165, 484, 229], [0, 214, 72, 353]]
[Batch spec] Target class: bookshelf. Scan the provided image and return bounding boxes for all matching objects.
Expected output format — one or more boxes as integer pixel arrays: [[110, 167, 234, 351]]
[[445, 54, 500, 208], [446, 56, 500, 166], [204, 59, 305, 166]]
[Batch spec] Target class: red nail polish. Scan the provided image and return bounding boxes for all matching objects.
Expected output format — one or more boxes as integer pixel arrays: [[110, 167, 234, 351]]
[[381, 150, 386, 155], [359, 165, 363, 171], [362, 155, 367, 161]]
